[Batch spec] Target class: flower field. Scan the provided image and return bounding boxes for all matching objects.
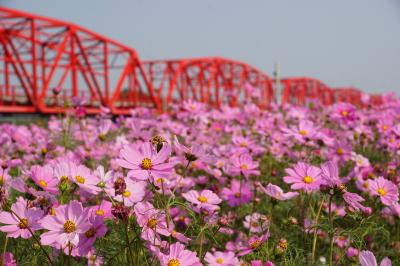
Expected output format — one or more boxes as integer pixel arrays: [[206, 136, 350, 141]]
[[0, 98, 399, 266]]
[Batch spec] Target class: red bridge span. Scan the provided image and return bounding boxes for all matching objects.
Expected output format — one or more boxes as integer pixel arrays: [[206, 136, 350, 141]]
[[0, 7, 383, 115]]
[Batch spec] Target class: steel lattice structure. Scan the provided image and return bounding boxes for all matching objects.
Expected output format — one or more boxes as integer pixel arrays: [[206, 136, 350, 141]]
[[0, 7, 383, 114]]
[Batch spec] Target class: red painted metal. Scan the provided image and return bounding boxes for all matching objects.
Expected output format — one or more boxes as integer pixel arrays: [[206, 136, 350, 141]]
[[0, 7, 384, 114], [281, 77, 333, 106], [142, 58, 274, 109], [0, 7, 160, 114], [280, 77, 383, 107]]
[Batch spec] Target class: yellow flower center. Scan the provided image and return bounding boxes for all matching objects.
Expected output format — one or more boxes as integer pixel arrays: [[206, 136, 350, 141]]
[[382, 125, 388, 131], [156, 178, 164, 184], [240, 141, 248, 147], [123, 190, 131, 197], [234, 192, 241, 198], [85, 228, 95, 238], [303, 176, 313, 184], [147, 218, 158, 229], [141, 158, 152, 170], [39, 180, 47, 187], [95, 210, 105, 216], [336, 148, 344, 155], [363, 182, 369, 188], [250, 239, 261, 249], [240, 164, 248, 170], [197, 196, 208, 203], [63, 220, 76, 233], [97, 181, 105, 188], [18, 218, 29, 229], [216, 258, 224, 264], [377, 188, 387, 196], [168, 259, 180, 266], [60, 176, 69, 182], [75, 175, 85, 184], [341, 110, 348, 117], [299, 130, 307, 136]]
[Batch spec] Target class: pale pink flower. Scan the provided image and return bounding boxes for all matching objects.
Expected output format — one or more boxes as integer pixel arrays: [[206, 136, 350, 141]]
[[0, 197, 44, 239]]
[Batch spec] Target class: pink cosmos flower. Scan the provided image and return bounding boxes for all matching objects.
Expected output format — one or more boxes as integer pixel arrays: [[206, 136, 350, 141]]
[[87, 249, 104, 266], [320, 160, 343, 188], [359, 250, 391, 266], [346, 247, 359, 258], [257, 183, 298, 201], [368, 177, 399, 206], [334, 235, 349, 248], [229, 153, 260, 178], [342, 192, 370, 213], [40, 200, 91, 247], [93, 165, 114, 194], [117, 142, 176, 181], [158, 242, 201, 266], [113, 179, 146, 207], [88, 200, 113, 219], [204, 251, 240, 266], [0, 252, 16, 266], [243, 213, 269, 233], [182, 189, 222, 213], [283, 162, 322, 192], [330, 103, 357, 123], [221, 179, 253, 206], [0, 197, 44, 239], [174, 136, 215, 164], [251, 261, 275, 266], [134, 201, 172, 243], [30, 165, 59, 194], [282, 119, 318, 143], [70, 164, 101, 195], [237, 233, 270, 256]]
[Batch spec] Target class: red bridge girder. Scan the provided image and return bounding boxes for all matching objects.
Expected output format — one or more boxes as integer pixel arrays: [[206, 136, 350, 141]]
[[0, 7, 384, 114], [280, 77, 383, 107], [143, 58, 274, 109]]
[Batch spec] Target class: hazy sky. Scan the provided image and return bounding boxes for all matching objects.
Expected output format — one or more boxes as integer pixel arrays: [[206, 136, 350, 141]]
[[2, 0, 400, 94]]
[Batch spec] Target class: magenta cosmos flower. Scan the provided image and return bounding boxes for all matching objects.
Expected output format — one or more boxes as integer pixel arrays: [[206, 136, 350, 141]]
[[40, 200, 91, 247], [258, 183, 298, 201], [182, 189, 222, 213], [204, 251, 240, 266], [0, 197, 44, 239], [76, 216, 108, 256], [368, 177, 399, 206], [359, 250, 391, 266], [283, 162, 322, 192], [229, 153, 260, 178], [158, 242, 201, 266], [117, 142, 176, 181], [221, 179, 253, 207]]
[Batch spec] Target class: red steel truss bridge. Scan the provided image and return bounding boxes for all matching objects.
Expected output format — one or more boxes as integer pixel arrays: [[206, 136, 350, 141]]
[[0, 7, 383, 115]]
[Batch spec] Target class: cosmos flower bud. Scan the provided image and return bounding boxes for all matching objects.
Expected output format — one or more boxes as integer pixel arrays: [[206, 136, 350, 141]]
[[114, 177, 126, 196], [111, 203, 129, 221]]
